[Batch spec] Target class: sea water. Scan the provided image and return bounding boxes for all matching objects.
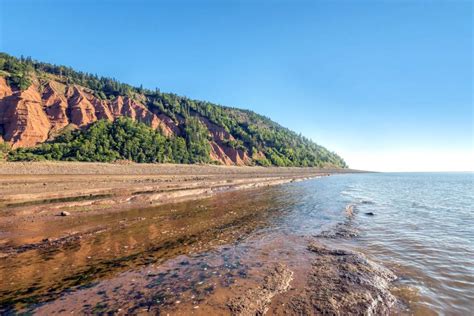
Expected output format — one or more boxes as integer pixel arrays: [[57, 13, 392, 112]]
[[284, 172, 474, 314]]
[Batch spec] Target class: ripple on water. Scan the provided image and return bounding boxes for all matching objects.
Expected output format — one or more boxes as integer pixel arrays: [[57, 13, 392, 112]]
[[339, 172, 474, 315]]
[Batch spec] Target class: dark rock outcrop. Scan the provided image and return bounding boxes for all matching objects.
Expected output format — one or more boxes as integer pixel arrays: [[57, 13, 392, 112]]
[[286, 243, 397, 315]]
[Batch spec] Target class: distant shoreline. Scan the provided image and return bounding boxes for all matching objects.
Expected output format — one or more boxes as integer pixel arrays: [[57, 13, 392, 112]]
[[0, 161, 366, 175], [0, 162, 363, 216]]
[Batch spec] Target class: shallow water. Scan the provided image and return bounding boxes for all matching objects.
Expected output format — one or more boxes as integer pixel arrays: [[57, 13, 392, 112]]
[[260, 172, 474, 314], [1, 172, 472, 314], [338, 172, 474, 314]]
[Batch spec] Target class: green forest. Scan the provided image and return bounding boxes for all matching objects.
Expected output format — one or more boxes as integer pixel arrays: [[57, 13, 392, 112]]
[[8, 118, 210, 164], [0, 53, 347, 168]]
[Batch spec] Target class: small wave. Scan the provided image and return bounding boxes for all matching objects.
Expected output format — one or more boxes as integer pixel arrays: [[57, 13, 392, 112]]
[[410, 201, 455, 213], [410, 201, 436, 211], [341, 190, 355, 197], [341, 190, 377, 206], [360, 199, 376, 205], [346, 186, 363, 192]]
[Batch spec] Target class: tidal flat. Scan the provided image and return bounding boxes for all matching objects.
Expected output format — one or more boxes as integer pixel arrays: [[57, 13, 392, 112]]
[[1, 164, 471, 315]]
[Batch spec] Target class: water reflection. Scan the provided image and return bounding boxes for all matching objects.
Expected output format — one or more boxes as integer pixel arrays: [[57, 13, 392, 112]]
[[0, 187, 290, 312]]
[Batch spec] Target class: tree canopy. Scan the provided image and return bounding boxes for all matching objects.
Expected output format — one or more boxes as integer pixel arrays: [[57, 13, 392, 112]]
[[8, 118, 210, 164]]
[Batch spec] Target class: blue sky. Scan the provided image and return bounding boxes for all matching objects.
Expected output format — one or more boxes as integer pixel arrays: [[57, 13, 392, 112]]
[[1, 0, 472, 171]]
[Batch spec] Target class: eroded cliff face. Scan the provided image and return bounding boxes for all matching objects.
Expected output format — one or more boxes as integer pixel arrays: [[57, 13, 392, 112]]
[[0, 77, 253, 165], [0, 78, 51, 147], [200, 116, 251, 166]]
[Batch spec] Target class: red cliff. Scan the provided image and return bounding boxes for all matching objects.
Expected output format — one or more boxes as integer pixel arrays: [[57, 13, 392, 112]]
[[0, 76, 252, 165]]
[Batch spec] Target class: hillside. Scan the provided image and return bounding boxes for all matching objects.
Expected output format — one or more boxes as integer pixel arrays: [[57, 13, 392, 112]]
[[0, 53, 347, 168]]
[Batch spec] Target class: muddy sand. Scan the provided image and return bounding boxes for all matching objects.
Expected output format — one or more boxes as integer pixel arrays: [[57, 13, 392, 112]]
[[0, 162, 399, 315], [0, 162, 354, 250]]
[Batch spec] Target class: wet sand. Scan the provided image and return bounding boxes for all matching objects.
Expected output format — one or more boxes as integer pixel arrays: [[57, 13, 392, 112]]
[[0, 162, 353, 218], [0, 162, 399, 315], [0, 162, 359, 252]]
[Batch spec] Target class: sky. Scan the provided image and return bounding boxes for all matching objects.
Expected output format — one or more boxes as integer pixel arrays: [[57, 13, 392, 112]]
[[0, 0, 472, 171]]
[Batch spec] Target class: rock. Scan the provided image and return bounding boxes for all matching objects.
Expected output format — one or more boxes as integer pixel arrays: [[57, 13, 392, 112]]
[[0, 78, 177, 150], [365, 212, 375, 216], [0, 77, 13, 99], [316, 222, 359, 239], [283, 243, 396, 315], [60, 211, 71, 216], [228, 263, 293, 315], [210, 141, 235, 166], [199, 116, 252, 166], [1, 84, 51, 148], [42, 81, 69, 132], [345, 204, 356, 217], [67, 86, 99, 127]]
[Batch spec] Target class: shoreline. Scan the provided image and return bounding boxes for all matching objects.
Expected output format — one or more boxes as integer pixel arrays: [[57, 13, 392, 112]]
[[0, 162, 359, 254], [0, 163, 401, 314], [0, 161, 361, 217], [0, 161, 364, 175], [4, 169, 466, 314]]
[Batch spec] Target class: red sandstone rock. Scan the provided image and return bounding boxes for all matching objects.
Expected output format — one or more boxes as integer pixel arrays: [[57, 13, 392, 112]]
[[42, 81, 69, 131], [67, 86, 98, 127], [0, 77, 13, 99], [0, 77, 251, 165], [1, 84, 51, 148], [210, 141, 234, 166]]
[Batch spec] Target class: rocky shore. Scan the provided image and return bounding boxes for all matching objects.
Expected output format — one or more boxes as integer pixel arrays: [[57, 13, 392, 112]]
[[0, 162, 398, 315], [285, 243, 397, 315]]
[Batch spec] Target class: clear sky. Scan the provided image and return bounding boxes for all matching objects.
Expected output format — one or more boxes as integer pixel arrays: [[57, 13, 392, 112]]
[[1, 0, 472, 171]]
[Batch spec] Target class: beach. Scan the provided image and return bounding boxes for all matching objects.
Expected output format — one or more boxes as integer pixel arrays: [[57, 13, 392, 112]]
[[0, 165, 472, 314], [0, 162, 357, 254]]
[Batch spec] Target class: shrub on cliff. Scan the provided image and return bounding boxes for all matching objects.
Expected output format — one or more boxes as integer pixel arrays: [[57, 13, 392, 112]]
[[0, 142, 11, 160]]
